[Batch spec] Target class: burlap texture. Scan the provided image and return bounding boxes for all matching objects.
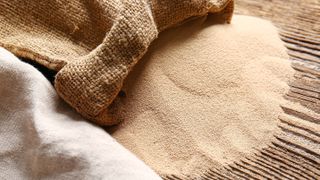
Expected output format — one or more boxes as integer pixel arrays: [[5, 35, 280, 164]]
[[0, 0, 233, 125]]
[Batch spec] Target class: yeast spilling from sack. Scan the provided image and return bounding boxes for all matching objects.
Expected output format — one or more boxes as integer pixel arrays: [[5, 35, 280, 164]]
[[109, 15, 294, 176]]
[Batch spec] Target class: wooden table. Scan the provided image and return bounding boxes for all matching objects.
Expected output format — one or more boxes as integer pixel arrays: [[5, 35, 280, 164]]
[[164, 1, 320, 179]]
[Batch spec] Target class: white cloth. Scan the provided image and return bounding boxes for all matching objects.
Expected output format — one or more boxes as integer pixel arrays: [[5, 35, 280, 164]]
[[0, 47, 161, 180]]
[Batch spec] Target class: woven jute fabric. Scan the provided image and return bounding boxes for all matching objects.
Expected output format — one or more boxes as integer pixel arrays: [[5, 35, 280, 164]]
[[0, 0, 233, 125]]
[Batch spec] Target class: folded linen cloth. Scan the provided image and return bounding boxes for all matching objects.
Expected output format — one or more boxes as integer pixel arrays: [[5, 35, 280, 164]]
[[0, 0, 234, 125], [0, 47, 161, 179]]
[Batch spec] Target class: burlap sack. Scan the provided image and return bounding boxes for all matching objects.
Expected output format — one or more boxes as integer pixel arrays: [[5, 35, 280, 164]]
[[0, 0, 233, 125]]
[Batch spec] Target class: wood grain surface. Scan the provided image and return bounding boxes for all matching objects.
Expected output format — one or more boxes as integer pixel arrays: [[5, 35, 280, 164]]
[[164, 0, 320, 179]]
